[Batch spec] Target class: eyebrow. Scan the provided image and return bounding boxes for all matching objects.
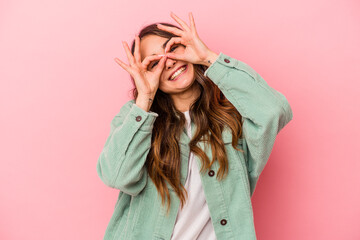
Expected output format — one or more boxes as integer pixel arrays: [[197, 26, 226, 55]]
[[150, 38, 171, 56]]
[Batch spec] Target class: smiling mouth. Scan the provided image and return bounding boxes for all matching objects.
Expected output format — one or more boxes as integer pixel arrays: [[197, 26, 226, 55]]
[[169, 65, 187, 81]]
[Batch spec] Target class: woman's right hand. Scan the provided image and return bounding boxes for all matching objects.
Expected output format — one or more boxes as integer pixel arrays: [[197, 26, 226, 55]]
[[114, 35, 167, 100]]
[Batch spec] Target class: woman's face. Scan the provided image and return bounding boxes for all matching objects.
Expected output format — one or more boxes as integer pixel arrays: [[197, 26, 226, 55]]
[[139, 35, 196, 95]]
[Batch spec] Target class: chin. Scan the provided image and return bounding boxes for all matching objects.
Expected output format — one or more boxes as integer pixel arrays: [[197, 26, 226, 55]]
[[160, 77, 196, 95]]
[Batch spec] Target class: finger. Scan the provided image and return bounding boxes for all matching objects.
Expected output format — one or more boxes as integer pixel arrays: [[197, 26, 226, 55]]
[[114, 57, 132, 74], [154, 56, 167, 73], [156, 24, 184, 37], [170, 12, 191, 32], [165, 52, 186, 62], [122, 41, 135, 65], [134, 35, 141, 63], [141, 55, 164, 69], [164, 37, 184, 53], [189, 12, 197, 34]]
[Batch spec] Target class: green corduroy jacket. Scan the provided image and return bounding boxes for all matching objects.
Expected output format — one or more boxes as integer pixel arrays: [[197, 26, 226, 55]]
[[97, 52, 293, 240]]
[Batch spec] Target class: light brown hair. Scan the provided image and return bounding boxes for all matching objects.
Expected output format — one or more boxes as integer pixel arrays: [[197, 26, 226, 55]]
[[130, 23, 243, 215]]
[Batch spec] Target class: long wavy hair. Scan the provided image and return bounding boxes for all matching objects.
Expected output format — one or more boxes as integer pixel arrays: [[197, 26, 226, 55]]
[[129, 22, 243, 215]]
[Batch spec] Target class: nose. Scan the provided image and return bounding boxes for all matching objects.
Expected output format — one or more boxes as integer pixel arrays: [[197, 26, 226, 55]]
[[165, 58, 176, 70]]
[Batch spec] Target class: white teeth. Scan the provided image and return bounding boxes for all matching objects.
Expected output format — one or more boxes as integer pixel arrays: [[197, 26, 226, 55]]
[[170, 66, 186, 80]]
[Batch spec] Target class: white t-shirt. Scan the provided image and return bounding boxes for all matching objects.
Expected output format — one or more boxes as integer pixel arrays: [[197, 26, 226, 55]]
[[170, 110, 217, 240]]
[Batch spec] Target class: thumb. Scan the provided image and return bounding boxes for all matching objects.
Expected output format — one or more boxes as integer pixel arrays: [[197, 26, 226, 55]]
[[165, 52, 185, 61]]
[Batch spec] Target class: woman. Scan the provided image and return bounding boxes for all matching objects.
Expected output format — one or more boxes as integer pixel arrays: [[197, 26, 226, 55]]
[[97, 12, 293, 240]]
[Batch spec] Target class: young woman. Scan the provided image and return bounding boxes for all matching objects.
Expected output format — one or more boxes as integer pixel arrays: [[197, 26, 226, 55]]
[[97, 12, 293, 240]]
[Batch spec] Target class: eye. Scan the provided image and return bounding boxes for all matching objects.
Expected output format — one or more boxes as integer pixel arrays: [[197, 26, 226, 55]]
[[170, 45, 178, 52], [150, 61, 159, 69]]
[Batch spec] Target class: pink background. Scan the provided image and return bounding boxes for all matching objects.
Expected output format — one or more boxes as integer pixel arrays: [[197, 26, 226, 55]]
[[1, 0, 359, 239]]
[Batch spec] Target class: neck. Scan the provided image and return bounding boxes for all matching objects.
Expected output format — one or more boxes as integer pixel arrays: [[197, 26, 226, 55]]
[[170, 83, 201, 112]]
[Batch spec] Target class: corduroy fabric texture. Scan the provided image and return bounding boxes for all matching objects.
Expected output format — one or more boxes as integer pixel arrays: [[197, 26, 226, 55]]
[[97, 52, 293, 240]]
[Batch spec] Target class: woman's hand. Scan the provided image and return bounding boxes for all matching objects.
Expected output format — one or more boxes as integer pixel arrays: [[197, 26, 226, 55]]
[[114, 35, 167, 98], [157, 12, 218, 67]]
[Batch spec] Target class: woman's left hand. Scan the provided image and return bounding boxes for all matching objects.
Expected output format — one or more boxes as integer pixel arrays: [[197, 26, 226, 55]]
[[157, 12, 218, 66]]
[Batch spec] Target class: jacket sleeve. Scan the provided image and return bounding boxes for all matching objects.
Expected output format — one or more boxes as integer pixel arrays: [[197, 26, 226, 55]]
[[96, 99, 158, 196], [204, 52, 293, 197]]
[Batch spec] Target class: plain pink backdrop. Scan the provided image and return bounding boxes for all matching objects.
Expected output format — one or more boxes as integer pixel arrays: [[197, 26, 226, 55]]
[[1, 0, 359, 239]]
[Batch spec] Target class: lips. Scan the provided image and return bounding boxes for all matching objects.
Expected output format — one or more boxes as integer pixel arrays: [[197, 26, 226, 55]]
[[168, 64, 187, 80]]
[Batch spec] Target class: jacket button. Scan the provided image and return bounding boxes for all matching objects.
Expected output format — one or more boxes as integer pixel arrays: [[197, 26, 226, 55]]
[[224, 58, 230, 63], [220, 219, 227, 225], [208, 170, 215, 177], [136, 116, 142, 122]]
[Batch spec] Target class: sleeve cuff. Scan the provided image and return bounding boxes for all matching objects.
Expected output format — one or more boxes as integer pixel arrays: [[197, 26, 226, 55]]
[[128, 100, 159, 132]]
